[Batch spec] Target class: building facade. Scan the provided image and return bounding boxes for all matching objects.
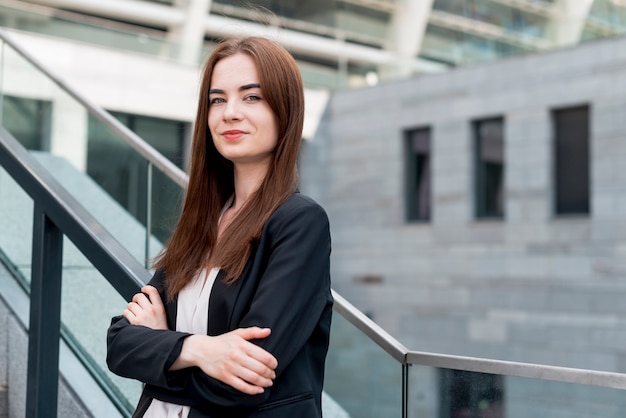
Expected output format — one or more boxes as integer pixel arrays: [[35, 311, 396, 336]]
[[301, 33, 626, 373]]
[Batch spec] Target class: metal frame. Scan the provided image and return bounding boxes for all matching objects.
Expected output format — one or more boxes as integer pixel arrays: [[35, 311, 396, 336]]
[[0, 123, 149, 417], [333, 284, 626, 392], [27, 205, 63, 417]]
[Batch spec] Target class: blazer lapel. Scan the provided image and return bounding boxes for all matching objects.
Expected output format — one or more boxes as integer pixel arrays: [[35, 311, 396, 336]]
[[207, 269, 245, 335]]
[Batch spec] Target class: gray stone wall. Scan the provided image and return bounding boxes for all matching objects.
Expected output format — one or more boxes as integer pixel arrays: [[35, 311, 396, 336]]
[[300, 33, 626, 377]]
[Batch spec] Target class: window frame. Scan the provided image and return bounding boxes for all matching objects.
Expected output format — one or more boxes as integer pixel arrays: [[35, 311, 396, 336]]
[[473, 116, 505, 220], [551, 104, 591, 217], [404, 126, 432, 222]]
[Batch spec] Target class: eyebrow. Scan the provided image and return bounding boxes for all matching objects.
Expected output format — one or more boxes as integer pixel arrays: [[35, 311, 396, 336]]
[[209, 83, 261, 95]]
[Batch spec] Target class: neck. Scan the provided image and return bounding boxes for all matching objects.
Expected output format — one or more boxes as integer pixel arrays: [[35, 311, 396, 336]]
[[231, 161, 270, 211]]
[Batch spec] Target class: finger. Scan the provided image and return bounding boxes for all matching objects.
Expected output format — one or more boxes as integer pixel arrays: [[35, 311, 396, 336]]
[[243, 343, 278, 370], [235, 363, 274, 388], [234, 327, 271, 341], [127, 301, 145, 318], [226, 375, 267, 395], [122, 308, 135, 321], [142, 286, 165, 310], [124, 308, 144, 326], [132, 292, 151, 309], [242, 356, 277, 380], [229, 348, 276, 380], [206, 350, 268, 395]]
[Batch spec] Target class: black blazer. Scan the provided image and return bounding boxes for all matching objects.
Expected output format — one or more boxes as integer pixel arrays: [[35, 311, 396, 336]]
[[107, 193, 333, 418]]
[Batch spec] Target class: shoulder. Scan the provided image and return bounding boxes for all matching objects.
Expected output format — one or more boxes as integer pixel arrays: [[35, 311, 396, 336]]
[[264, 193, 329, 236], [271, 193, 328, 223]]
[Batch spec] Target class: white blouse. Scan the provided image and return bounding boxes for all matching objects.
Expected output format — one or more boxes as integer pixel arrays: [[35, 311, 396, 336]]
[[143, 266, 220, 418]]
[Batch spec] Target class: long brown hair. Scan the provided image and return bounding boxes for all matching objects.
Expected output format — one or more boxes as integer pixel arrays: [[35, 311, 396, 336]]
[[154, 37, 305, 300]]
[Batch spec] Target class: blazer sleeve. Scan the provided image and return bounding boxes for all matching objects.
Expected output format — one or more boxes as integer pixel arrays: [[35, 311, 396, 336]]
[[145, 197, 332, 410], [106, 269, 191, 389], [155, 198, 332, 408], [239, 199, 332, 374]]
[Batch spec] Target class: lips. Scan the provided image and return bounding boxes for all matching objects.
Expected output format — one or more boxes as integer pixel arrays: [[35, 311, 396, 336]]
[[222, 130, 245, 141]]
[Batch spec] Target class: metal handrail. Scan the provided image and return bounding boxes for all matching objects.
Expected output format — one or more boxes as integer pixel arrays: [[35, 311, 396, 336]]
[[406, 350, 626, 390], [331, 290, 407, 362], [0, 29, 188, 188], [0, 124, 149, 416], [0, 126, 151, 298], [333, 288, 626, 389]]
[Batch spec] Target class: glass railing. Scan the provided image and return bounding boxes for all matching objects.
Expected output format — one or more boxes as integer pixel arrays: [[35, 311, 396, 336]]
[[325, 308, 403, 417], [405, 352, 626, 418], [0, 28, 186, 268], [0, 120, 150, 416], [0, 28, 182, 415], [324, 290, 626, 418]]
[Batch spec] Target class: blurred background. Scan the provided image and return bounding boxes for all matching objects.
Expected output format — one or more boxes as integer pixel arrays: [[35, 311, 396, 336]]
[[1, 0, 626, 417]]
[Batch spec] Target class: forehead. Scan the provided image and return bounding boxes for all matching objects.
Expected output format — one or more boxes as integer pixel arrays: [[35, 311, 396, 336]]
[[210, 53, 259, 88]]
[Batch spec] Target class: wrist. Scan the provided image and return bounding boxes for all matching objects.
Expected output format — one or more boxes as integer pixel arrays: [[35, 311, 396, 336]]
[[171, 334, 199, 370]]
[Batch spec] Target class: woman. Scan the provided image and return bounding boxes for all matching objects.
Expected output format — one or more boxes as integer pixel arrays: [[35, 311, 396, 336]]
[[107, 36, 333, 418]]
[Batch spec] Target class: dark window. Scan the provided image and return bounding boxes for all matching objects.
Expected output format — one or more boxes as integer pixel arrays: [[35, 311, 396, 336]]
[[405, 127, 431, 221], [553, 105, 590, 215], [474, 117, 504, 219], [1, 95, 52, 151], [440, 370, 505, 418]]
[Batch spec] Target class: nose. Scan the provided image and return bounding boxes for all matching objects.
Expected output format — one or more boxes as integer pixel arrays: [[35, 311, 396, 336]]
[[223, 99, 243, 121]]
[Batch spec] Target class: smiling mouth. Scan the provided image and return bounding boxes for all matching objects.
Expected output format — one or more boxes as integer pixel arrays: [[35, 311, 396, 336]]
[[223, 130, 245, 141]]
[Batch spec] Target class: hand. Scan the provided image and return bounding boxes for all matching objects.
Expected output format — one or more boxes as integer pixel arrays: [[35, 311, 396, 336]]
[[172, 327, 278, 395], [123, 285, 168, 330]]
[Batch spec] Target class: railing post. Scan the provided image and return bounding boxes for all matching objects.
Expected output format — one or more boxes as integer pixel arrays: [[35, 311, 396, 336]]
[[0, 38, 5, 126], [402, 363, 409, 418], [26, 204, 63, 418], [144, 161, 153, 268]]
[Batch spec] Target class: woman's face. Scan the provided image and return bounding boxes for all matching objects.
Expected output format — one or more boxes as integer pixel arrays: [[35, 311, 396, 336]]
[[208, 53, 278, 169]]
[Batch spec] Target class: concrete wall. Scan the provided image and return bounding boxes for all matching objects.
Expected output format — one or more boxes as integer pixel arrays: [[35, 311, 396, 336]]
[[300, 31, 626, 387]]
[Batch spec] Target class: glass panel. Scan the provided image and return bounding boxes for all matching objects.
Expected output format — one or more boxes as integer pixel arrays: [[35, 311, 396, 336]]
[[0, 37, 180, 265], [298, 61, 344, 90], [421, 24, 528, 66], [0, 39, 32, 282], [1, 95, 52, 151], [324, 311, 402, 417], [210, 0, 380, 88], [588, 0, 626, 27], [0, 166, 33, 286], [150, 167, 183, 248], [0, 35, 179, 412], [432, 0, 549, 38], [583, 0, 626, 42], [60, 245, 142, 415], [86, 113, 183, 250], [408, 364, 626, 418], [86, 114, 154, 260]]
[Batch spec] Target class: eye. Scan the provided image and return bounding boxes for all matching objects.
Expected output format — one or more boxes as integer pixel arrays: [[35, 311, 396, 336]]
[[209, 97, 225, 105], [245, 94, 262, 102]]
